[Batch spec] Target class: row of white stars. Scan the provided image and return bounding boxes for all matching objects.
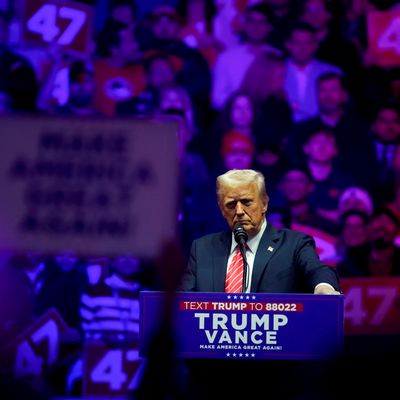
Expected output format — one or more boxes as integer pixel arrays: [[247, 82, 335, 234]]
[[226, 353, 256, 358], [226, 295, 257, 300]]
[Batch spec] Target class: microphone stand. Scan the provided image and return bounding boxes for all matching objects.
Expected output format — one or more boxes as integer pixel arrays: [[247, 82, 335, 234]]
[[238, 243, 248, 293], [233, 223, 249, 293]]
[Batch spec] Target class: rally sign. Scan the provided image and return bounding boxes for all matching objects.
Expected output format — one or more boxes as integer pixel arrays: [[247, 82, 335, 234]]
[[21, 0, 93, 55], [0, 308, 68, 378], [341, 277, 400, 335], [140, 291, 344, 360], [367, 10, 400, 67], [0, 115, 179, 259], [83, 340, 144, 398]]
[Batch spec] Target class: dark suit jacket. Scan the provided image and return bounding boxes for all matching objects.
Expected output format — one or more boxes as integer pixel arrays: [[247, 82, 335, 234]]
[[179, 221, 340, 293]]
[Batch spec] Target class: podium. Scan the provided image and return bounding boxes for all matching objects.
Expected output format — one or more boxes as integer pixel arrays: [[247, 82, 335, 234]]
[[140, 291, 344, 360]]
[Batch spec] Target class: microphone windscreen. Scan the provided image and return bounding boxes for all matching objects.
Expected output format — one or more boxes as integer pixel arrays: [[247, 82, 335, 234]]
[[233, 223, 248, 244]]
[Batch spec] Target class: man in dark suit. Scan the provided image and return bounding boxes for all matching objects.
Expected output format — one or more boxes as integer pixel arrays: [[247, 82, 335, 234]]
[[177, 169, 341, 400], [179, 168, 340, 294]]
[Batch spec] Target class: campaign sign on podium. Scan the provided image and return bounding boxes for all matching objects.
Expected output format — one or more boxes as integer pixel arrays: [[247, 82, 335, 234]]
[[140, 291, 344, 360]]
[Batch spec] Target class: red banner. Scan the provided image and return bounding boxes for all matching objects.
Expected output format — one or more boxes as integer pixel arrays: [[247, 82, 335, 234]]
[[341, 277, 400, 335]]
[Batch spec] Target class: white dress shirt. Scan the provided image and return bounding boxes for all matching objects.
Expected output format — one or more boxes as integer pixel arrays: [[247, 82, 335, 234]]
[[226, 219, 335, 293]]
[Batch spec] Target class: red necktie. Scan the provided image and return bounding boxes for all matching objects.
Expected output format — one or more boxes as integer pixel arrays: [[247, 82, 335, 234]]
[[225, 246, 244, 293]]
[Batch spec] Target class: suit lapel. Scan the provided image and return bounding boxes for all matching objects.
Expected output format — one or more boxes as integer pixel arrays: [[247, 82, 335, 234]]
[[213, 232, 232, 292], [251, 223, 282, 291]]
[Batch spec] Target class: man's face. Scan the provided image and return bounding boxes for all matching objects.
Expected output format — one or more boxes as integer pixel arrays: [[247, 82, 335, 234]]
[[279, 170, 314, 203], [147, 58, 175, 89], [223, 143, 253, 170], [317, 77, 347, 113], [286, 30, 317, 65], [372, 109, 400, 144], [112, 255, 140, 277], [367, 213, 399, 247], [231, 95, 254, 129], [301, 0, 331, 30], [70, 71, 95, 107], [151, 15, 179, 40], [243, 11, 271, 44], [112, 5, 135, 27], [341, 214, 367, 248], [303, 131, 337, 163], [112, 27, 142, 64], [218, 183, 267, 239]]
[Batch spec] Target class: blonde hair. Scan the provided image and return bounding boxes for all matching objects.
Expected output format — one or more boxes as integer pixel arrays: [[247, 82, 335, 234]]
[[216, 169, 269, 204]]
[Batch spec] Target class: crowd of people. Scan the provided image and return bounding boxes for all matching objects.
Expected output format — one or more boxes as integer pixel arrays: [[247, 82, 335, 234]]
[[2, 0, 399, 274], [0, 0, 400, 397]]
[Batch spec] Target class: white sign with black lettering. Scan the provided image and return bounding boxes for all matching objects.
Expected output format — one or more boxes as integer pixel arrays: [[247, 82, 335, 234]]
[[0, 115, 179, 258]]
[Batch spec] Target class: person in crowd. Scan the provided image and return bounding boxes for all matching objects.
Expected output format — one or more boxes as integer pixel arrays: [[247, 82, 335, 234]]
[[179, 168, 341, 293], [117, 51, 178, 117], [4, 250, 87, 335], [366, 206, 400, 276], [201, 90, 257, 171], [80, 254, 143, 343], [145, 4, 212, 130], [336, 209, 370, 275], [157, 85, 195, 136], [211, 2, 281, 110], [2, 249, 88, 396], [275, 166, 338, 235], [208, 131, 259, 238], [6, 62, 40, 113], [0, 11, 40, 113], [176, 0, 223, 69], [337, 186, 374, 218], [108, 0, 137, 31], [210, 0, 250, 50], [241, 52, 294, 152], [283, 21, 342, 122], [347, 0, 400, 119], [299, 0, 363, 96], [285, 71, 371, 188], [301, 127, 355, 221], [63, 254, 150, 397], [93, 19, 146, 116], [156, 84, 215, 255], [218, 130, 256, 172], [337, 206, 400, 276], [275, 165, 339, 263], [383, 144, 400, 246], [363, 102, 400, 204], [264, 0, 301, 52], [253, 137, 291, 206], [52, 60, 98, 116]]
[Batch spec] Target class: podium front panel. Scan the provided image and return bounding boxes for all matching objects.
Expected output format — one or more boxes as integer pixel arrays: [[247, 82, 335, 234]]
[[140, 291, 344, 360]]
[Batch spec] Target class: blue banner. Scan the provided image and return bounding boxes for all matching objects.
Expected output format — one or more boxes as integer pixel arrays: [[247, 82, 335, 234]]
[[140, 291, 344, 360]]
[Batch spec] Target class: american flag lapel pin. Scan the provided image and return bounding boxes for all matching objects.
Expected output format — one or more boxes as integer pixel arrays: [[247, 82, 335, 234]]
[[267, 246, 274, 252]]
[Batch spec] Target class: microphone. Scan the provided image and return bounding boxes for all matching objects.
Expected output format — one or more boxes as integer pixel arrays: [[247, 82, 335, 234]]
[[233, 223, 248, 247], [233, 223, 249, 292]]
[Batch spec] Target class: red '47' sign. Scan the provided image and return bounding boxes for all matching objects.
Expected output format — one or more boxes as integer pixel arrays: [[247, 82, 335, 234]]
[[21, 0, 93, 55], [341, 277, 400, 335], [367, 10, 400, 67], [0, 308, 68, 378], [83, 340, 144, 398]]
